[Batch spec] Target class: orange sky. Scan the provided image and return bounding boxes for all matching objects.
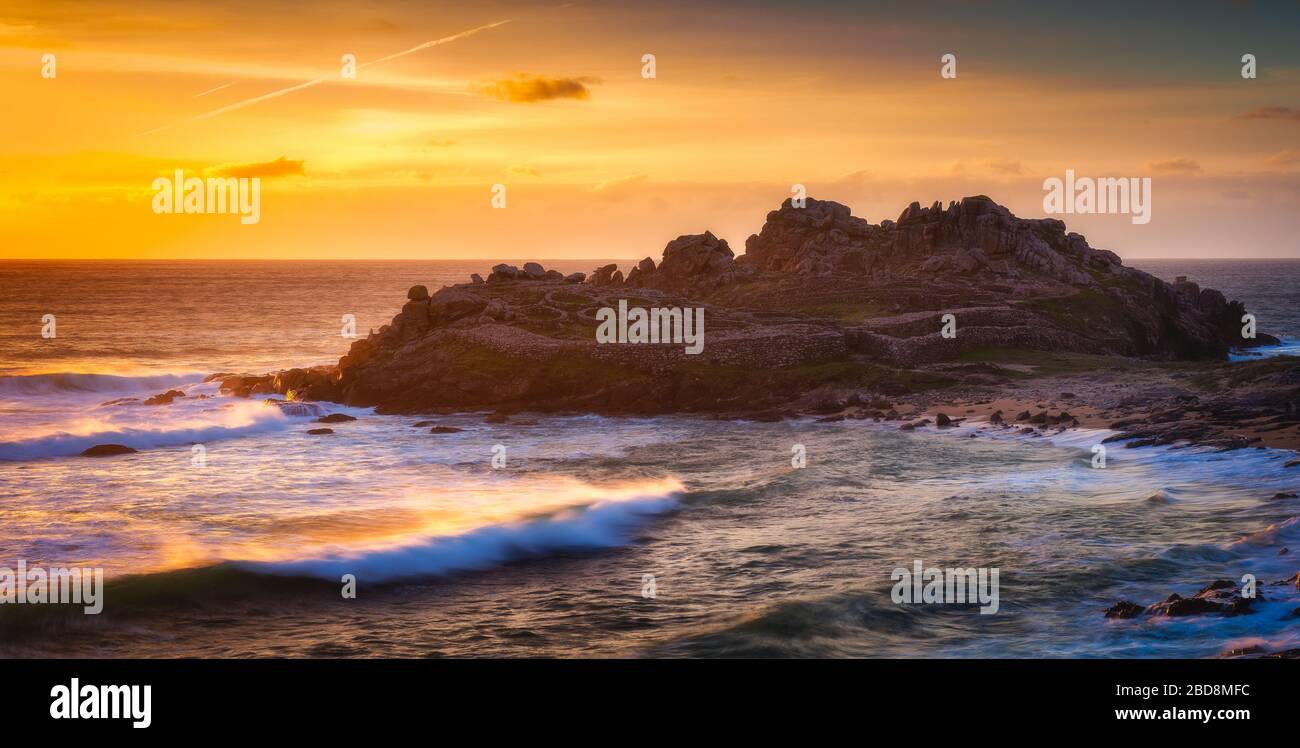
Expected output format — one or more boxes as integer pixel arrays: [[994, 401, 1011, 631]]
[[2, 0, 1299, 259]]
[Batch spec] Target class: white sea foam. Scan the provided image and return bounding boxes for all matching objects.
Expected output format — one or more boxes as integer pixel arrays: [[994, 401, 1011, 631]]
[[0, 398, 298, 460], [242, 485, 682, 582]]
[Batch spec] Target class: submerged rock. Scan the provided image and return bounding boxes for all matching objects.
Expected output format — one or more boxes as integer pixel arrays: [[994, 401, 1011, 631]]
[[1104, 600, 1143, 619], [81, 444, 137, 457], [263, 399, 324, 417], [1111, 579, 1263, 620], [315, 413, 357, 423], [143, 389, 185, 406]]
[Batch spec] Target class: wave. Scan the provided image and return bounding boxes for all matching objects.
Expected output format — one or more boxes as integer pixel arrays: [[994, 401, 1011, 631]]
[[0, 480, 686, 629], [0, 371, 204, 397], [0, 399, 296, 460], [240, 485, 682, 583], [1230, 337, 1300, 362]]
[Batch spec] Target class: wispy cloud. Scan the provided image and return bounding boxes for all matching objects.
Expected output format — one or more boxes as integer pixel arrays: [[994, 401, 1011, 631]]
[[471, 73, 599, 103], [134, 20, 510, 137], [1146, 157, 1202, 174], [1238, 106, 1300, 122], [1266, 149, 1300, 168], [592, 173, 647, 192], [948, 159, 1024, 176]]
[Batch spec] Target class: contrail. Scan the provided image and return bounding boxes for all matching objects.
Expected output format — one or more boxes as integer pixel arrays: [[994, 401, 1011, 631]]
[[135, 20, 510, 138], [360, 20, 510, 68], [192, 82, 234, 98]]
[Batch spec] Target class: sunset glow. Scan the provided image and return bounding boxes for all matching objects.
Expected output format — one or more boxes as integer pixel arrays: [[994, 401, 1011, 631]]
[[3, 0, 1299, 260]]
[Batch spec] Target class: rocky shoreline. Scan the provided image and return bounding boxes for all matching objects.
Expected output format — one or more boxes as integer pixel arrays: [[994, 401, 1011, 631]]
[[99, 193, 1300, 653], [200, 194, 1296, 457]]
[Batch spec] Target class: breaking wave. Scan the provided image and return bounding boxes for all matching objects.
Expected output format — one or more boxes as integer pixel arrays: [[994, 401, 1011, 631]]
[[240, 484, 683, 582], [0, 371, 204, 397], [0, 399, 297, 460]]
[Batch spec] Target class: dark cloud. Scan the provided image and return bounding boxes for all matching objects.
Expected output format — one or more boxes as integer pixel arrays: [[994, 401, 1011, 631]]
[[472, 74, 600, 103], [211, 156, 305, 178]]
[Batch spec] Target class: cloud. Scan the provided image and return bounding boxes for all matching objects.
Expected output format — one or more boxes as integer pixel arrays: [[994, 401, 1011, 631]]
[[1238, 106, 1300, 122], [947, 159, 1024, 176], [833, 170, 873, 186], [1146, 157, 1202, 174], [1266, 149, 1300, 168], [982, 159, 1024, 175], [507, 163, 540, 177], [209, 156, 305, 179], [472, 73, 600, 103], [592, 173, 648, 192]]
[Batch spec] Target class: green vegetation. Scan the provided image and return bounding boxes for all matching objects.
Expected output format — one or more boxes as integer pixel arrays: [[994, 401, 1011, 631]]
[[956, 347, 1149, 377], [791, 301, 891, 324]]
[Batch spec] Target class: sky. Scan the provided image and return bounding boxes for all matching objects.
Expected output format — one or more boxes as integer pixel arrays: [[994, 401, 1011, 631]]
[[1, 0, 1299, 260]]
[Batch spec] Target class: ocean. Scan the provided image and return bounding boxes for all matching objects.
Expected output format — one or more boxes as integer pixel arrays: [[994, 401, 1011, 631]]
[[1, 260, 1298, 658]]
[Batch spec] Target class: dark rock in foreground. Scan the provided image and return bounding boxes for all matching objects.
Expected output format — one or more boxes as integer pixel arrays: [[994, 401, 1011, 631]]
[[1107, 578, 1269, 621], [81, 444, 138, 457], [1103, 600, 1143, 619], [143, 389, 185, 406]]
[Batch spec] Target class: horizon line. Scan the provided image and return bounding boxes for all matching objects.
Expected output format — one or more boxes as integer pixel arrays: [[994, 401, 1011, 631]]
[[4, 256, 1300, 263]]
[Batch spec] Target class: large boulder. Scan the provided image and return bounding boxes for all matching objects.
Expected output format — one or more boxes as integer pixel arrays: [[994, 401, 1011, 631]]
[[429, 287, 488, 324], [743, 197, 877, 274], [588, 263, 621, 287], [627, 231, 737, 296]]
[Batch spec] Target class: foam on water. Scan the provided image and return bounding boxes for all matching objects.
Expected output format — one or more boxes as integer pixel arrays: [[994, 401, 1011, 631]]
[[243, 480, 683, 582], [1229, 338, 1300, 361], [0, 376, 311, 460]]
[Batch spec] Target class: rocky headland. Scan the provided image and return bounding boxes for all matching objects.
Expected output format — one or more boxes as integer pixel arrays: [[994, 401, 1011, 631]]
[[211, 195, 1297, 454]]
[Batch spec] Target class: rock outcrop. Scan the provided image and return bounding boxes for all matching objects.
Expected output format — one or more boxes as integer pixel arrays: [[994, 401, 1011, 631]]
[[624, 231, 741, 295], [1106, 578, 1276, 621], [263, 196, 1281, 416]]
